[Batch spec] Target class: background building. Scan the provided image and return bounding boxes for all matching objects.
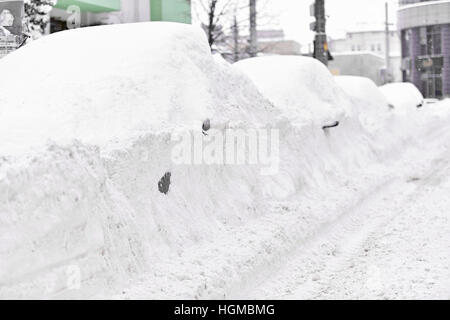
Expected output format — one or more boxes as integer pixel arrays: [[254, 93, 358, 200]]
[[398, 0, 450, 98], [328, 28, 401, 85], [0, 0, 23, 58], [219, 29, 301, 62], [329, 52, 388, 85], [50, 0, 191, 33], [256, 29, 302, 56], [237, 29, 301, 58]]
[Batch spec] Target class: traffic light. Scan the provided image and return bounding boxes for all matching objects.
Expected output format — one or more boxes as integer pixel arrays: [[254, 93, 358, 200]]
[[310, 0, 331, 65], [313, 40, 333, 61]]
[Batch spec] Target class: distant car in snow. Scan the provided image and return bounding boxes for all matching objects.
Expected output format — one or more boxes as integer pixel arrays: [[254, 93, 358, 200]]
[[333, 76, 392, 132], [379, 82, 424, 113], [424, 98, 439, 106], [334, 76, 391, 112], [234, 56, 352, 129]]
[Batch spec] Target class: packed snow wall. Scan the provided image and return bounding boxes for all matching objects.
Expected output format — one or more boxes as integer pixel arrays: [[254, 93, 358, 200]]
[[0, 22, 427, 298]]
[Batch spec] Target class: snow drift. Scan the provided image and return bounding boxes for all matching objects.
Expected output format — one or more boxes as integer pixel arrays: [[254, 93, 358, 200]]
[[0, 23, 414, 299], [334, 76, 390, 113], [0, 22, 275, 298], [0, 23, 274, 156], [234, 56, 355, 127], [379, 82, 424, 114], [334, 76, 392, 133]]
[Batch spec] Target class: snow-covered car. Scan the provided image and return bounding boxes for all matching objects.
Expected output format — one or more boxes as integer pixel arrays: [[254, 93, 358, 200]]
[[0, 21, 414, 300], [0, 22, 281, 298], [334, 75, 392, 132], [334, 76, 391, 111], [424, 98, 439, 105], [379, 82, 425, 113], [234, 56, 353, 129], [0, 22, 278, 155]]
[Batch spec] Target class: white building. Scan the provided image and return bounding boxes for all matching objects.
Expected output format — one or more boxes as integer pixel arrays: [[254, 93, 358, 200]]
[[330, 29, 400, 55], [328, 29, 402, 84], [257, 29, 302, 56]]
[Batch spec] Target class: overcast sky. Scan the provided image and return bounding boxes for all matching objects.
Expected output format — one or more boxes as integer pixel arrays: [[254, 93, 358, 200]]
[[192, 0, 400, 53], [270, 0, 399, 52]]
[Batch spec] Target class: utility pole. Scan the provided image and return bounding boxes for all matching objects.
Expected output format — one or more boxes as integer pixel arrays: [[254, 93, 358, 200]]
[[233, 15, 239, 62], [249, 0, 257, 57], [310, 0, 328, 66], [384, 2, 391, 83]]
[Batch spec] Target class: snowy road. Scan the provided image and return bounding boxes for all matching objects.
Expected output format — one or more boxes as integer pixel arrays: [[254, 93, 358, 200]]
[[115, 115, 450, 300], [236, 123, 450, 300]]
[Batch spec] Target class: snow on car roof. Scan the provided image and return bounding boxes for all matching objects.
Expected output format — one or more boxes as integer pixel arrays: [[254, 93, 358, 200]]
[[0, 22, 275, 156], [234, 55, 353, 127]]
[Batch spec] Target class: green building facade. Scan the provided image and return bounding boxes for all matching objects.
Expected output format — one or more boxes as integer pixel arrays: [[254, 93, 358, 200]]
[[54, 0, 121, 13], [150, 0, 191, 24], [53, 0, 191, 24]]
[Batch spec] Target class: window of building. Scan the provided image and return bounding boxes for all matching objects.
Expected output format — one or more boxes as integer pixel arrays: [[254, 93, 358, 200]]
[[420, 27, 427, 55], [50, 17, 68, 34], [371, 44, 375, 51], [418, 58, 443, 99], [402, 29, 411, 57], [420, 25, 441, 56], [402, 58, 411, 82], [377, 43, 382, 51], [427, 25, 441, 55], [435, 77, 443, 97]]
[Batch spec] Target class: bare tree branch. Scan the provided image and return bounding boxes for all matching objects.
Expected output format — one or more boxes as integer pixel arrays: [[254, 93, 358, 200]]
[[192, 0, 278, 61]]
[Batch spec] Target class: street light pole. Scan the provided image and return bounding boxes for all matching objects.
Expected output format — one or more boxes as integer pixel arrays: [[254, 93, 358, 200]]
[[249, 0, 257, 57], [385, 2, 391, 83], [311, 0, 328, 66]]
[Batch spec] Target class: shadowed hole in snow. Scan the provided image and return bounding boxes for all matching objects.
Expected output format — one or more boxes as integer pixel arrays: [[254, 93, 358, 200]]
[[158, 172, 171, 195]]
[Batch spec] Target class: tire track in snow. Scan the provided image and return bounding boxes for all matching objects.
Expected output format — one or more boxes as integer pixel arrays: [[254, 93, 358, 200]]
[[113, 113, 450, 300], [241, 133, 450, 299], [113, 163, 397, 299], [235, 177, 413, 299], [316, 145, 450, 299]]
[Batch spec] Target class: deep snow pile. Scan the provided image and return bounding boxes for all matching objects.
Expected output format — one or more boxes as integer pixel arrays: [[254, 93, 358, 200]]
[[234, 56, 355, 127], [0, 22, 276, 298], [0, 22, 278, 298], [0, 23, 425, 299], [334, 76, 391, 132], [0, 22, 274, 156], [379, 82, 424, 114], [334, 76, 389, 111]]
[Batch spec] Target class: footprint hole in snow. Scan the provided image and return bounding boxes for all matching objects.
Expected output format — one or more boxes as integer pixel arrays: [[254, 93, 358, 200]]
[[158, 172, 171, 194]]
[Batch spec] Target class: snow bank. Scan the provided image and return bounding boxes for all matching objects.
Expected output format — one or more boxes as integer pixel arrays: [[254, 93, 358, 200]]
[[0, 22, 274, 157], [0, 22, 277, 298], [379, 82, 424, 114], [0, 24, 390, 299], [334, 76, 392, 133], [234, 56, 355, 127], [334, 76, 390, 113]]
